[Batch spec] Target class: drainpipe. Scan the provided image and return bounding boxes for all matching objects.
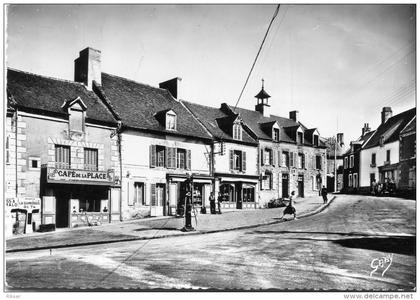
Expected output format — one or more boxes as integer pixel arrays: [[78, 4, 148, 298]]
[[14, 110, 18, 198]]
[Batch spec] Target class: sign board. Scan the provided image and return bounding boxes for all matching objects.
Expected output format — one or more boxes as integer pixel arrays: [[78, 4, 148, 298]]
[[47, 167, 115, 185], [6, 197, 41, 210]]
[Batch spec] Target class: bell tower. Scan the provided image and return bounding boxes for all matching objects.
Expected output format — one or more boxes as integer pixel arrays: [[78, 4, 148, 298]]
[[255, 79, 271, 117]]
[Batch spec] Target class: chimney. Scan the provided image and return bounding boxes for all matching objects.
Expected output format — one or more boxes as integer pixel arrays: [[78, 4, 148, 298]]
[[381, 107, 392, 124], [74, 47, 102, 90], [289, 110, 299, 122], [336, 133, 344, 146], [362, 123, 371, 136], [159, 77, 182, 100]]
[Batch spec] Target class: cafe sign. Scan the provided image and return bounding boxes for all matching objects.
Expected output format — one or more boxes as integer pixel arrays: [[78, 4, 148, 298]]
[[47, 167, 115, 185]]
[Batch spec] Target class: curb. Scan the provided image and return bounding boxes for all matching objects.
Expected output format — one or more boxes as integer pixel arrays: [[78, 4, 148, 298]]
[[6, 196, 337, 253]]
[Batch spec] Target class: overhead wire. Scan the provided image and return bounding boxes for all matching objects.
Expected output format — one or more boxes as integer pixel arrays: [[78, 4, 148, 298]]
[[233, 4, 281, 112]]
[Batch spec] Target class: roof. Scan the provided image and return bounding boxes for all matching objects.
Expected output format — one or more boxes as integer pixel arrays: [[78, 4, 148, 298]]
[[226, 104, 325, 147], [7, 68, 117, 125], [343, 130, 376, 155], [255, 88, 271, 99], [181, 101, 257, 145], [364, 108, 416, 149], [97, 73, 211, 140], [401, 116, 416, 135]]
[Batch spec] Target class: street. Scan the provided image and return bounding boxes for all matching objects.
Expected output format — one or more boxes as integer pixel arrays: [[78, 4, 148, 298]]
[[6, 195, 416, 291]]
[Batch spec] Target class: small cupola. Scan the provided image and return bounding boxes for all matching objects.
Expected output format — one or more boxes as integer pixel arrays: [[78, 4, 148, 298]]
[[255, 79, 271, 118]]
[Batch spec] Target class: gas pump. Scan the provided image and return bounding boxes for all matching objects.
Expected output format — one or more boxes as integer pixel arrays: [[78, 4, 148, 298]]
[[181, 174, 195, 232]]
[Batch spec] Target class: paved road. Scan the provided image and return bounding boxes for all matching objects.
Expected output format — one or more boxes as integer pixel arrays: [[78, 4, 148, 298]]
[[6, 195, 415, 291]]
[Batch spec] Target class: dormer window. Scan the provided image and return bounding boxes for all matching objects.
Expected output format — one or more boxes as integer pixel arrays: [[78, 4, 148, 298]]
[[233, 123, 242, 140], [273, 128, 280, 142], [297, 132, 303, 144], [379, 136, 384, 147], [62, 97, 87, 135], [314, 135, 319, 147], [166, 112, 177, 131]]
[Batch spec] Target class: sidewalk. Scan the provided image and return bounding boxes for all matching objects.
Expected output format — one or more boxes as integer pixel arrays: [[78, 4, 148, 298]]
[[6, 195, 336, 253]]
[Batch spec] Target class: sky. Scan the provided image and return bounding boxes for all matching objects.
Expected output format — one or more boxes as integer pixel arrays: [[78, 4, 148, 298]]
[[6, 4, 416, 144]]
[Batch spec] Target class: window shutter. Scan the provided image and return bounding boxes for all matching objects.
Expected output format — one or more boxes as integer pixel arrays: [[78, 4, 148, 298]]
[[272, 149, 276, 166], [278, 150, 282, 167], [151, 184, 156, 206], [166, 147, 170, 168], [229, 150, 234, 171], [186, 150, 191, 170], [242, 151, 246, 172], [270, 174, 273, 190], [270, 149, 273, 165], [260, 149, 264, 166], [128, 182, 134, 206], [320, 156, 323, 170], [304, 153, 308, 169], [290, 152, 294, 167], [294, 152, 298, 168], [150, 145, 156, 168]]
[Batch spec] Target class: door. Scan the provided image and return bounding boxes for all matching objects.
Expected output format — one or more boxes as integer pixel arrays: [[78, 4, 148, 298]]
[[55, 189, 70, 228], [236, 183, 242, 209], [282, 174, 289, 198], [156, 184, 165, 216], [298, 175, 304, 198]]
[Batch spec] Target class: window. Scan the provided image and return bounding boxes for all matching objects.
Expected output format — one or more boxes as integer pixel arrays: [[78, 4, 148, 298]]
[[297, 153, 304, 169], [314, 135, 319, 147], [6, 135, 10, 164], [134, 182, 145, 205], [157, 146, 166, 167], [29, 157, 41, 170], [233, 123, 242, 140], [177, 148, 186, 169], [316, 155, 322, 170], [371, 153, 376, 166], [297, 132, 303, 144], [69, 108, 84, 132], [233, 150, 242, 171], [344, 157, 348, 169], [348, 173, 353, 187], [379, 136, 384, 147], [386, 150, 391, 162], [84, 148, 98, 171], [262, 171, 272, 190], [350, 155, 354, 168], [55, 145, 71, 169], [166, 113, 176, 130], [353, 174, 358, 188], [273, 128, 280, 142], [79, 199, 101, 212], [281, 151, 289, 167], [264, 149, 272, 165]]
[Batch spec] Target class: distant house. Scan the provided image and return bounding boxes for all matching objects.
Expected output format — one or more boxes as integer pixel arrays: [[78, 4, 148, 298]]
[[343, 107, 416, 195], [218, 82, 328, 207], [182, 101, 259, 210], [323, 133, 345, 192]]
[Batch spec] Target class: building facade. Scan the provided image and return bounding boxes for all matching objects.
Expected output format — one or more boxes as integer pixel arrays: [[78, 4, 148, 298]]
[[183, 101, 260, 210], [6, 68, 121, 236], [398, 116, 416, 198], [220, 83, 328, 207]]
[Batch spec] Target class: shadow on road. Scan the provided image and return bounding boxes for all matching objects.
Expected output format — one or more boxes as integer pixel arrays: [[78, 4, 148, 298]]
[[333, 236, 416, 256]]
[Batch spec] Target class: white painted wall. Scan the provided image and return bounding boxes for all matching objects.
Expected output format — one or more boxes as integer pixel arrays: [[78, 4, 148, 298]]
[[359, 141, 399, 187], [213, 142, 258, 175]]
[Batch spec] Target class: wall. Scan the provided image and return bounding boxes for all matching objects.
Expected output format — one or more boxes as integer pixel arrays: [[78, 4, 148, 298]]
[[5, 114, 17, 198], [359, 141, 399, 187], [213, 141, 258, 176]]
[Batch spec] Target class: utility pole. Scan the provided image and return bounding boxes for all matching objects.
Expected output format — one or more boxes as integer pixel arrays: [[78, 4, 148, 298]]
[[334, 136, 337, 193]]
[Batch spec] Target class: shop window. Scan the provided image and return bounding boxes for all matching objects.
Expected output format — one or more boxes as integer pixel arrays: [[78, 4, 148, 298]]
[[55, 145, 71, 169], [242, 187, 255, 202], [316, 155, 322, 170], [84, 148, 98, 171], [79, 199, 101, 212], [134, 182, 145, 205], [220, 184, 235, 202], [193, 183, 203, 206], [177, 148, 186, 169], [233, 123, 242, 141]]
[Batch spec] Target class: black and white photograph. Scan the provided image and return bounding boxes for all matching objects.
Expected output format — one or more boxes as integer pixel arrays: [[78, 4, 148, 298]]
[[3, 2, 416, 295]]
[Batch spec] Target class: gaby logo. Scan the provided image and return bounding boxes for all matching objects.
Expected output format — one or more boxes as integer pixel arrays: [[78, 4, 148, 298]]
[[370, 253, 393, 277]]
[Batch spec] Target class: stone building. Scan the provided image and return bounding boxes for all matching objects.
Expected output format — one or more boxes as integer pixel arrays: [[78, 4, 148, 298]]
[[6, 67, 121, 235], [219, 82, 328, 207], [398, 116, 416, 198]]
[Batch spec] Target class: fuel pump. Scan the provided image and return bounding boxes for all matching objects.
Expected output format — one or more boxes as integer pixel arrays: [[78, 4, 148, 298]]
[[181, 174, 195, 232]]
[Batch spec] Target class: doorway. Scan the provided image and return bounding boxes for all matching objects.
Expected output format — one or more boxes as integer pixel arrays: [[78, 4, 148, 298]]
[[298, 175, 304, 198], [55, 189, 70, 228], [236, 183, 242, 209], [282, 174, 289, 198]]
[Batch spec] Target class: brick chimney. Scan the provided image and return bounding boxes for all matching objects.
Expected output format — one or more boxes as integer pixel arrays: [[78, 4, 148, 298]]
[[160, 77, 182, 100], [336, 133, 344, 146], [362, 123, 371, 136], [74, 47, 102, 90], [289, 110, 299, 122], [381, 107, 392, 124]]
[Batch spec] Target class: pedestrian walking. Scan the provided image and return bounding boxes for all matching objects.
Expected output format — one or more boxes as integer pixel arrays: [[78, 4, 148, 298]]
[[209, 192, 216, 214], [321, 185, 328, 204], [281, 191, 297, 220], [217, 192, 223, 214]]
